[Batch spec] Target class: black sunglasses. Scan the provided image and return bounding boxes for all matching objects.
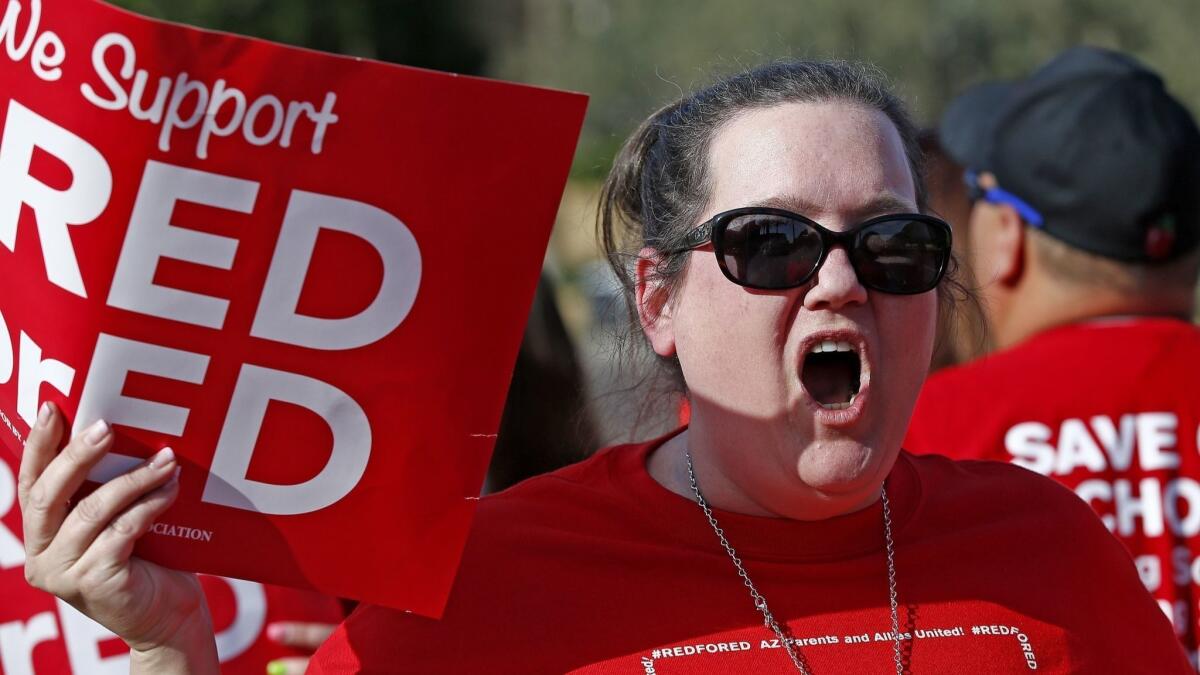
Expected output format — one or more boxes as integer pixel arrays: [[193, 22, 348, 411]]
[[674, 207, 952, 294]]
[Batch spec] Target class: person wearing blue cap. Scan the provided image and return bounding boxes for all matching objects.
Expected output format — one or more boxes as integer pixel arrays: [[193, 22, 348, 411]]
[[906, 46, 1200, 665]]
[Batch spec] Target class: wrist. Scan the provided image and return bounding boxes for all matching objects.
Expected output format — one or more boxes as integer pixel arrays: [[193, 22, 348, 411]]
[[129, 612, 219, 675]]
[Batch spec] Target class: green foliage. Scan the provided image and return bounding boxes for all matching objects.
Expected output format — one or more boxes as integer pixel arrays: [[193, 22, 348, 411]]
[[489, 0, 1200, 177], [106, 0, 488, 73], [106, 0, 1200, 179]]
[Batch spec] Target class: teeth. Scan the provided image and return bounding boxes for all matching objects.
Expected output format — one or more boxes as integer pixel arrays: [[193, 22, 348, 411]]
[[809, 340, 857, 354], [818, 393, 857, 411]]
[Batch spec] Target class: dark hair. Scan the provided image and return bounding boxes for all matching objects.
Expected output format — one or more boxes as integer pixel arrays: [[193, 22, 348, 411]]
[[486, 275, 599, 491], [599, 58, 967, 389]]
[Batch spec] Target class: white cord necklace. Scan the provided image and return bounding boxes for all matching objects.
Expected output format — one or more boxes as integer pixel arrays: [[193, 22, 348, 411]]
[[684, 448, 904, 675]]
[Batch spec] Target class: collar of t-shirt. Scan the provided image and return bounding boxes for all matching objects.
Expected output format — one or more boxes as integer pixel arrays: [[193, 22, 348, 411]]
[[1032, 314, 1193, 340], [613, 430, 921, 563]]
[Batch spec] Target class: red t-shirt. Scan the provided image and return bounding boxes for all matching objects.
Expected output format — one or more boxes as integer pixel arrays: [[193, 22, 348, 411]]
[[0, 451, 344, 674], [310, 433, 1186, 673], [905, 317, 1200, 666]]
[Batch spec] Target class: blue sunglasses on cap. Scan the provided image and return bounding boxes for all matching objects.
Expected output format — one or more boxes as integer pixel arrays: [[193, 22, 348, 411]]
[[964, 170, 1044, 227]]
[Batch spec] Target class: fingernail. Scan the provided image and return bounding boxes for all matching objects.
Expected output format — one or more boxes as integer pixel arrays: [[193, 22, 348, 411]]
[[150, 447, 176, 469], [266, 623, 285, 642], [84, 420, 110, 444], [266, 661, 286, 675], [37, 402, 52, 427]]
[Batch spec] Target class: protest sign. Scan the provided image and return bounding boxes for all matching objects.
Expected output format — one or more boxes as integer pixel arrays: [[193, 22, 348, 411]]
[[0, 0, 587, 616]]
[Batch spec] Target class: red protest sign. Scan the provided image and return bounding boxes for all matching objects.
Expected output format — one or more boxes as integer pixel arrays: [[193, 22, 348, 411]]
[[0, 0, 586, 616]]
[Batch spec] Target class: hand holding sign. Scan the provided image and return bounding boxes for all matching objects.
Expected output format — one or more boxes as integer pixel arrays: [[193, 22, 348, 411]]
[[18, 403, 220, 672]]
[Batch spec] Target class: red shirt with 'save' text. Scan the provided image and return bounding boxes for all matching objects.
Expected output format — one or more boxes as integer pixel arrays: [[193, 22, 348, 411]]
[[309, 433, 1187, 673], [906, 317, 1200, 666]]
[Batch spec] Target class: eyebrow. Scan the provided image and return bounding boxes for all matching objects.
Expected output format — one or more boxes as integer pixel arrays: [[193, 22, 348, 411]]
[[749, 194, 918, 220]]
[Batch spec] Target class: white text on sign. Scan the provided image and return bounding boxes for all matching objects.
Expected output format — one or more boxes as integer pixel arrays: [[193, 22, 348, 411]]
[[0, 98, 421, 516]]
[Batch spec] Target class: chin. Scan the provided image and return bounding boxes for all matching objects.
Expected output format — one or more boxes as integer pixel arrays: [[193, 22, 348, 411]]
[[795, 441, 888, 496]]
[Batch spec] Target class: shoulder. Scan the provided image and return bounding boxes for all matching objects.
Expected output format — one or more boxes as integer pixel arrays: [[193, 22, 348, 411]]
[[903, 453, 1145, 600], [903, 452, 1113, 539], [488, 442, 629, 497], [906, 452, 1081, 505], [472, 443, 637, 528], [308, 441, 656, 671], [900, 453, 1186, 668], [901, 453, 1148, 605]]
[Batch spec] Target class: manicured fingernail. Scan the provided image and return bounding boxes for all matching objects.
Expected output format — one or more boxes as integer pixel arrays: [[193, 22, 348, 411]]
[[84, 420, 110, 444], [266, 661, 286, 675], [150, 447, 176, 469], [37, 402, 52, 426], [266, 623, 285, 642]]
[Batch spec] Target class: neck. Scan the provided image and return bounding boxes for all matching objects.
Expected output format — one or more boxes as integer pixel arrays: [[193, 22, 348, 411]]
[[991, 280, 1193, 350], [647, 426, 883, 521]]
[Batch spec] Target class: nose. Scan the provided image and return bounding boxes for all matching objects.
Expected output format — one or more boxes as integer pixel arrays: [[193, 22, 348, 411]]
[[803, 246, 868, 310]]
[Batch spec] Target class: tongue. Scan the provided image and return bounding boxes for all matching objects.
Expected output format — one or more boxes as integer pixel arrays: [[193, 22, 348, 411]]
[[802, 353, 858, 405]]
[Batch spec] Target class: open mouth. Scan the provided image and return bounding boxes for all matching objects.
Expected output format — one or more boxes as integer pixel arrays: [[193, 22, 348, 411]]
[[801, 340, 862, 410]]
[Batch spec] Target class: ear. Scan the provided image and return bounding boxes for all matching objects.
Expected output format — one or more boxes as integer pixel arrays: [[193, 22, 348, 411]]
[[635, 247, 678, 357], [969, 202, 1025, 288], [992, 204, 1026, 287]]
